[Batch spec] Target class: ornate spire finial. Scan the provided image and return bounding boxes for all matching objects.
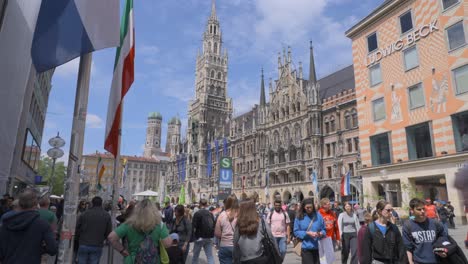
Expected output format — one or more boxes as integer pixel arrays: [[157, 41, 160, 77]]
[[260, 68, 266, 107], [210, 0, 217, 20], [309, 40, 317, 84]]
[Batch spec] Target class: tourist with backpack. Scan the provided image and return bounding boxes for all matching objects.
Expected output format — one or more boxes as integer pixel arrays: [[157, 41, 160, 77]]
[[108, 199, 172, 264], [403, 198, 448, 264], [266, 199, 291, 259], [170, 204, 192, 263], [360, 200, 407, 264], [191, 199, 215, 264], [337, 201, 360, 264], [215, 194, 239, 264]]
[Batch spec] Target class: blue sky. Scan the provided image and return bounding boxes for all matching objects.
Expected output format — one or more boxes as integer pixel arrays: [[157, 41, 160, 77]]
[[42, 0, 383, 162]]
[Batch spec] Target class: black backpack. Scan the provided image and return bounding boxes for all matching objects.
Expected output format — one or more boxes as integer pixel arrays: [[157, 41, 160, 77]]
[[197, 210, 215, 238]]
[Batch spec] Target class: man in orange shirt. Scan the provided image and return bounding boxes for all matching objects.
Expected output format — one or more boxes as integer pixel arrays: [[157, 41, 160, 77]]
[[319, 198, 340, 250], [424, 199, 439, 221]]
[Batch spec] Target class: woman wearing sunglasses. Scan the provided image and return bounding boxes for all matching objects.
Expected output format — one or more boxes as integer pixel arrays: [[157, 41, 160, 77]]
[[360, 200, 407, 264]]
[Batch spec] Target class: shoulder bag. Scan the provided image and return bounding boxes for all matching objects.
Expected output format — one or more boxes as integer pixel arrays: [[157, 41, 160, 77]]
[[293, 216, 315, 256]]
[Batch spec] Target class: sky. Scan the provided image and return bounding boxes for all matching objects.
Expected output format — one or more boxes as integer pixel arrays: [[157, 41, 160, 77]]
[[42, 0, 384, 163]]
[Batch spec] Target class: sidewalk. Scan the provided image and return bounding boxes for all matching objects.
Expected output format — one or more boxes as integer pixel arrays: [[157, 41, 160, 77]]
[[186, 225, 468, 264]]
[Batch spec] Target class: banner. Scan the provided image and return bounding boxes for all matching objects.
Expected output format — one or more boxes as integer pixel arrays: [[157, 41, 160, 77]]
[[223, 137, 228, 156], [207, 143, 212, 177], [215, 139, 220, 163]]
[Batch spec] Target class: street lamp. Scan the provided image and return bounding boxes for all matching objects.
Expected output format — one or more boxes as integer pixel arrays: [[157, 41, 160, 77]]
[[47, 132, 65, 194]]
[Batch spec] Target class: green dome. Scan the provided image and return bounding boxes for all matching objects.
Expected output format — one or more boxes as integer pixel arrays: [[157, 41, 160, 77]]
[[169, 117, 181, 125], [148, 112, 162, 119]]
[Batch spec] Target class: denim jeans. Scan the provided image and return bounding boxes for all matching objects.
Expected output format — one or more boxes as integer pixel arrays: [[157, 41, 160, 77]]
[[274, 236, 287, 259], [191, 238, 214, 264], [218, 246, 233, 264], [77, 245, 103, 264]]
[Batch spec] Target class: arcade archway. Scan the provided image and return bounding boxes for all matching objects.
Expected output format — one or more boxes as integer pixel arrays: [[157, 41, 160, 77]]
[[320, 186, 335, 201]]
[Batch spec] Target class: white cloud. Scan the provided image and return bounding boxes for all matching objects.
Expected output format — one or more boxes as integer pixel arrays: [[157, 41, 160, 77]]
[[153, 78, 194, 103], [86, 113, 103, 128], [139, 44, 160, 55], [230, 79, 260, 116]]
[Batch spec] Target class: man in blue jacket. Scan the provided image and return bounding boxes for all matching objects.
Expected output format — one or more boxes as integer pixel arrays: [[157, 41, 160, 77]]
[[0, 188, 57, 263], [403, 198, 447, 264]]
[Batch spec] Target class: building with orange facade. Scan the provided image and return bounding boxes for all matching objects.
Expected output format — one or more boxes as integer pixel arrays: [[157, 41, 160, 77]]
[[346, 0, 468, 221]]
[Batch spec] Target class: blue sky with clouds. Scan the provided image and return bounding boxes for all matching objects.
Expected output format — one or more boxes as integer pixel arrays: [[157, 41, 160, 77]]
[[42, 0, 383, 162]]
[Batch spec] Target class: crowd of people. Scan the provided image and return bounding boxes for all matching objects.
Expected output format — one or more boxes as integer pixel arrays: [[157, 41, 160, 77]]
[[0, 188, 467, 264]]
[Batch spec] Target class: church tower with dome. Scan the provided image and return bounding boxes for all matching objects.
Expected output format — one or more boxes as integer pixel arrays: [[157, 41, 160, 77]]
[[143, 112, 163, 158]]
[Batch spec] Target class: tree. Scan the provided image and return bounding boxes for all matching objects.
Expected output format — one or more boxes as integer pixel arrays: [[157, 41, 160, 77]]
[[37, 156, 66, 195]]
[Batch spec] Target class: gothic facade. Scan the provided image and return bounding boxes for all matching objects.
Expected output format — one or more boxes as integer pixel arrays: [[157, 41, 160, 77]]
[[164, 1, 362, 204]]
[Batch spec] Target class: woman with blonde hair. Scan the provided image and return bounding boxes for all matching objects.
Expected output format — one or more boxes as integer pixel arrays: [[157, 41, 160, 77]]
[[215, 194, 239, 264], [108, 199, 172, 264]]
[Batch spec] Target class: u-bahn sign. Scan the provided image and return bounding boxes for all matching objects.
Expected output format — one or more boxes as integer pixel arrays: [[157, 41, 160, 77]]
[[218, 157, 232, 199]]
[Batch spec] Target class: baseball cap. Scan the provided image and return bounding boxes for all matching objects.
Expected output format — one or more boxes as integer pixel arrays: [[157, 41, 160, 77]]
[[170, 233, 179, 242]]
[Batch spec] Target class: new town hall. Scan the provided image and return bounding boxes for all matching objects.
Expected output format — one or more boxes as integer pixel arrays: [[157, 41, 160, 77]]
[[161, 2, 361, 204]]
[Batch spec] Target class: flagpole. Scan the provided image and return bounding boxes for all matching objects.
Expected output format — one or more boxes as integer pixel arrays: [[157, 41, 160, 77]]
[[108, 100, 123, 264], [58, 53, 93, 264]]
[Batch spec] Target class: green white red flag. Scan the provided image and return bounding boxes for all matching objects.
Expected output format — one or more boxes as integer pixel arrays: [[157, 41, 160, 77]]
[[104, 0, 135, 156]]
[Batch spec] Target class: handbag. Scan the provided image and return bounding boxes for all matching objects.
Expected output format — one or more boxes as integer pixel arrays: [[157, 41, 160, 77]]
[[293, 215, 315, 256], [259, 219, 283, 264], [159, 239, 169, 264]]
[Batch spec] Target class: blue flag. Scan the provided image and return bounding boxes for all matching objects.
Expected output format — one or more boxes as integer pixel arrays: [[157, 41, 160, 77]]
[[215, 139, 220, 163], [207, 143, 212, 177], [223, 138, 228, 156], [31, 0, 120, 72]]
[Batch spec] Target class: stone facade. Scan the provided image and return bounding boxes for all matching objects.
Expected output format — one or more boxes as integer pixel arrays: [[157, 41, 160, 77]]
[[164, 1, 361, 204], [81, 152, 169, 200]]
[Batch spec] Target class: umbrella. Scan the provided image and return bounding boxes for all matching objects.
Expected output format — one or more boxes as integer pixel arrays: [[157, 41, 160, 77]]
[[132, 190, 158, 197], [179, 185, 185, 205]]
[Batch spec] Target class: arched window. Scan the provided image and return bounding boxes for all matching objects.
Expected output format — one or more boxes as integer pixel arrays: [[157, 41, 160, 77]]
[[324, 117, 330, 134], [214, 26, 217, 35], [210, 25, 212, 34], [217, 72, 222, 80], [351, 109, 358, 128], [297, 102, 301, 112], [214, 42, 218, 53], [292, 103, 296, 113], [344, 111, 351, 129], [330, 116, 336, 132], [210, 70, 215, 78], [294, 124, 301, 143]]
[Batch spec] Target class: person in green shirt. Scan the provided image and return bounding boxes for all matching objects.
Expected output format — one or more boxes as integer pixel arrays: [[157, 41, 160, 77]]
[[108, 199, 172, 264], [38, 196, 57, 234]]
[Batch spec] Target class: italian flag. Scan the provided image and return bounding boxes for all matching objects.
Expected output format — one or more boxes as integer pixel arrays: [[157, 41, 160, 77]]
[[104, 0, 135, 156], [97, 156, 106, 190]]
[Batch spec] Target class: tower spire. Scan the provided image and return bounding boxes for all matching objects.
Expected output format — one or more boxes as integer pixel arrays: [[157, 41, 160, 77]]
[[210, 0, 217, 20], [260, 68, 266, 107], [309, 41, 317, 84]]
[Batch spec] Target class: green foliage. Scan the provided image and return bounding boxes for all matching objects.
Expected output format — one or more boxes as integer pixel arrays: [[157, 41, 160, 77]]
[[37, 156, 66, 195]]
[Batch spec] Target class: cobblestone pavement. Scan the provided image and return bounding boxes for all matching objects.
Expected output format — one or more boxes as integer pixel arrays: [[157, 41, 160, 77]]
[[185, 225, 468, 264], [99, 225, 468, 263]]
